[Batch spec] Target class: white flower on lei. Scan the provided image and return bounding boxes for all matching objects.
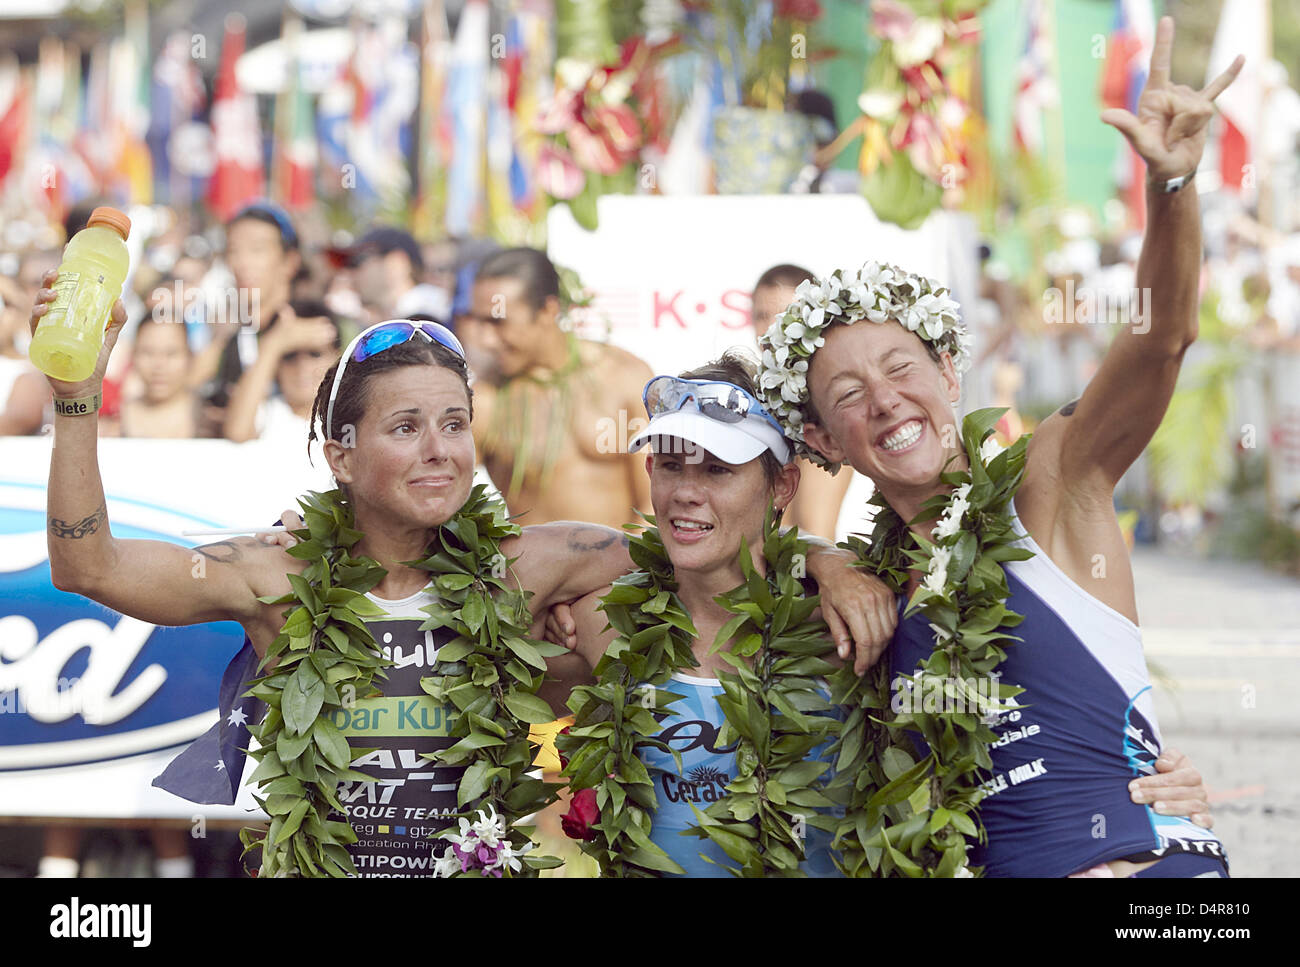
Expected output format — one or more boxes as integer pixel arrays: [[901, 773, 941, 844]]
[[929, 622, 954, 646], [932, 513, 963, 540], [433, 851, 463, 878], [470, 803, 508, 848], [923, 568, 949, 597], [980, 436, 1007, 465], [923, 544, 952, 595], [485, 839, 534, 875], [948, 493, 971, 524]]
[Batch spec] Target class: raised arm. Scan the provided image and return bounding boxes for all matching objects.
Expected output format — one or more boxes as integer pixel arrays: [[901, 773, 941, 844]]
[[35, 274, 273, 629], [1043, 17, 1243, 492]]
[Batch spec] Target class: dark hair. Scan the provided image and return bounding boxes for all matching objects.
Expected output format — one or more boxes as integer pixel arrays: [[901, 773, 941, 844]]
[[288, 298, 342, 347], [794, 89, 837, 145], [677, 349, 788, 488], [475, 247, 560, 312], [227, 201, 300, 251], [307, 339, 474, 498], [63, 201, 101, 242], [754, 263, 816, 293], [134, 314, 192, 351]]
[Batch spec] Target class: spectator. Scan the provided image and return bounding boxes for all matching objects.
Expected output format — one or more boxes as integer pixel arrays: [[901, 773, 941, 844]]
[[116, 317, 201, 439], [193, 201, 302, 408], [347, 226, 450, 324], [465, 246, 653, 527], [222, 298, 341, 447], [0, 250, 59, 435]]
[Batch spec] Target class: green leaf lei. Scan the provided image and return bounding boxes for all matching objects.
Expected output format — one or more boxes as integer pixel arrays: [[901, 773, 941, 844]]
[[556, 511, 841, 877], [240, 484, 565, 877], [829, 407, 1032, 877]]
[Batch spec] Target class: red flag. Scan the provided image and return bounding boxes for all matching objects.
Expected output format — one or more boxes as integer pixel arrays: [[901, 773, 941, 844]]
[[0, 68, 29, 188], [207, 15, 264, 221], [1207, 0, 1265, 194]]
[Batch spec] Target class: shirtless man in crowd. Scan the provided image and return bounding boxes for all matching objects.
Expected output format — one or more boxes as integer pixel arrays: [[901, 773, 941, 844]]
[[462, 247, 653, 529]]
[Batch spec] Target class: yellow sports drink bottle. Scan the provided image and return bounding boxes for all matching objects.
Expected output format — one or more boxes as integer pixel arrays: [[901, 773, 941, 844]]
[[29, 206, 132, 382]]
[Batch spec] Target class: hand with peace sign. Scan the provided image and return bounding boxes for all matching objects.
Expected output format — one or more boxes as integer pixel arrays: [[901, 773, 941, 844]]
[[1101, 16, 1244, 184]]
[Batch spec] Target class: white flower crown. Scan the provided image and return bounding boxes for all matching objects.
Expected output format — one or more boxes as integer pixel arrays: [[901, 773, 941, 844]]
[[755, 260, 972, 471]]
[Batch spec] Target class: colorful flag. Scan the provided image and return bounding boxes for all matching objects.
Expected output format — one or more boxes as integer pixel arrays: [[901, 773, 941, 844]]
[[0, 57, 29, 190], [208, 15, 265, 222], [1101, 0, 1154, 227], [413, 0, 451, 239], [149, 31, 206, 205], [1013, 0, 1057, 156], [444, 0, 489, 237], [1207, 0, 1266, 195], [505, 3, 553, 219], [271, 14, 318, 212], [153, 637, 265, 806], [115, 0, 153, 204], [485, 63, 515, 236]]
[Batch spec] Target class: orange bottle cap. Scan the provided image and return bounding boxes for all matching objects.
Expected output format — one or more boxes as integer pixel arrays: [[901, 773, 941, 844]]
[[87, 206, 131, 241]]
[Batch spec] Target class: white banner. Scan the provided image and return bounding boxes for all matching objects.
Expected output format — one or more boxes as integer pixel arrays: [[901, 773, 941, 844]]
[[0, 435, 340, 819], [548, 194, 980, 540]]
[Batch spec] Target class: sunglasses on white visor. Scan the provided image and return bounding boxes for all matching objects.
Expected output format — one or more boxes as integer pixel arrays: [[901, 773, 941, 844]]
[[324, 319, 466, 440], [643, 376, 786, 435], [634, 376, 791, 464]]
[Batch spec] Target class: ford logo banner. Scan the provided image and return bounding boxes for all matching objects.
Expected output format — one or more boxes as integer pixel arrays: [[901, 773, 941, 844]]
[[0, 436, 334, 819], [0, 481, 246, 772]]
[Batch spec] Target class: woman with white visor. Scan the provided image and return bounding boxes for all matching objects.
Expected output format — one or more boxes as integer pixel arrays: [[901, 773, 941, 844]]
[[543, 352, 1210, 877]]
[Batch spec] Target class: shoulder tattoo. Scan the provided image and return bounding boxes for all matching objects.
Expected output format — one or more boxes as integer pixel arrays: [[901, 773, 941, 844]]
[[566, 525, 624, 552], [1058, 399, 1080, 417]]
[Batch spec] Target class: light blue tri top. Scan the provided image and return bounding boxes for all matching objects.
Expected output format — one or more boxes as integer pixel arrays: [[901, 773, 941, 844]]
[[637, 671, 842, 877]]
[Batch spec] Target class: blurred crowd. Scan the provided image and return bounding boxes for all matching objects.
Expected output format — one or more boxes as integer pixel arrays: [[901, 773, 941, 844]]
[[0, 200, 495, 447]]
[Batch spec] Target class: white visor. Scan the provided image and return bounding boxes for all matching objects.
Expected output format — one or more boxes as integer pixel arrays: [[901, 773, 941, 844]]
[[628, 409, 792, 465]]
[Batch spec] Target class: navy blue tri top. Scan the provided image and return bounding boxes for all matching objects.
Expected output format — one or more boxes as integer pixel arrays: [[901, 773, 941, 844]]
[[888, 499, 1227, 877]]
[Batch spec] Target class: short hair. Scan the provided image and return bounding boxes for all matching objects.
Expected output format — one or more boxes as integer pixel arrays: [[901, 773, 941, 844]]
[[134, 315, 192, 352], [227, 201, 299, 252], [676, 349, 788, 487], [754, 263, 816, 293], [474, 247, 560, 312]]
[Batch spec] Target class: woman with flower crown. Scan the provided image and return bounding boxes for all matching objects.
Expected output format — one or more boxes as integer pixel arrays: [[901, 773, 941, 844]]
[[753, 18, 1237, 877], [544, 353, 1214, 878]]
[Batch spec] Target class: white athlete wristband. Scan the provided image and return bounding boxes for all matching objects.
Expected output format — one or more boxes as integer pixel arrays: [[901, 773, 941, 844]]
[[53, 393, 101, 417]]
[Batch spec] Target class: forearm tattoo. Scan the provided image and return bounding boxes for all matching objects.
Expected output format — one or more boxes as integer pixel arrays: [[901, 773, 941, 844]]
[[48, 503, 107, 540]]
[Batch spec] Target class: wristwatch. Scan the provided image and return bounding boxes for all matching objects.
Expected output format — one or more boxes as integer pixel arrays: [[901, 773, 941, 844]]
[[1152, 169, 1195, 193]]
